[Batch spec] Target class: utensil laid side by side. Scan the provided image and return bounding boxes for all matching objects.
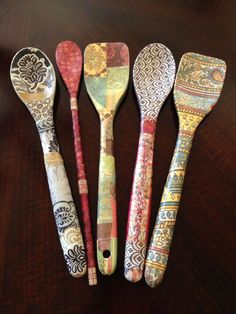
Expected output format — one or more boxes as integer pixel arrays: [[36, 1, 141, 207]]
[[84, 42, 129, 275], [10, 47, 87, 278], [145, 52, 227, 288], [56, 41, 97, 285], [124, 43, 176, 282]]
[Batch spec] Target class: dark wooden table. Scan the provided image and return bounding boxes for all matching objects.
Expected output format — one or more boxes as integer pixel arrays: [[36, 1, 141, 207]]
[[0, 1, 235, 313]]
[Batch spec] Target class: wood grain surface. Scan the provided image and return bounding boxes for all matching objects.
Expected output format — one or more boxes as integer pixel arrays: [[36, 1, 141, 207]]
[[0, 1, 235, 313]]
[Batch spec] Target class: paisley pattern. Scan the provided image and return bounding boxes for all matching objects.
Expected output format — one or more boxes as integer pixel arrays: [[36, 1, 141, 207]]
[[84, 43, 129, 275], [10, 47, 86, 278], [56, 41, 97, 285], [133, 43, 176, 119], [145, 52, 226, 288], [125, 44, 175, 282]]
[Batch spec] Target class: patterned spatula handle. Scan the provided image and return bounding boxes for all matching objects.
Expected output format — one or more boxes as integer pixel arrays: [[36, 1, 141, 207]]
[[37, 120, 87, 278], [124, 118, 156, 282], [97, 114, 117, 275], [145, 111, 203, 287]]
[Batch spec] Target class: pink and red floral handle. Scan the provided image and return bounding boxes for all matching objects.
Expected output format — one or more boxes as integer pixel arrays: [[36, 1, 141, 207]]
[[56, 41, 97, 285], [125, 118, 156, 282]]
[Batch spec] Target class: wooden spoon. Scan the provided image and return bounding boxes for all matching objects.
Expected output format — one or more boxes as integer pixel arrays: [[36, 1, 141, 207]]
[[124, 43, 176, 282], [84, 42, 129, 275], [56, 40, 97, 285], [145, 52, 227, 288], [10, 47, 86, 278]]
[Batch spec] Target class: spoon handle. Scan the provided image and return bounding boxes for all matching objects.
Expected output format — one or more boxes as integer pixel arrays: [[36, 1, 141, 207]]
[[97, 115, 117, 275], [37, 123, 87, 278], [124, 118, 156, 282], [145, 128, 194, 287], [70, 97, 97, 285]]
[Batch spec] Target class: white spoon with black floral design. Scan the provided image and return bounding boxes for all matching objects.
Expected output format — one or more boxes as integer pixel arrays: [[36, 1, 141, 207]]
[[10, 47, 87, 278]]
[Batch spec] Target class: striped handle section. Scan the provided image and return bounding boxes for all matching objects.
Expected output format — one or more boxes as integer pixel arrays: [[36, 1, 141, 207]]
[[145, 129, 193, 287]]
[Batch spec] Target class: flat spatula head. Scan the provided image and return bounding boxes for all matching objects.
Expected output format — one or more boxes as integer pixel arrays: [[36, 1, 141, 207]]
[[56, 41, 82, 98], [10, 47, 56, 124], [84, 42, 129, 115], [133, 43, 176, 119], [174, 52, 226, 117]]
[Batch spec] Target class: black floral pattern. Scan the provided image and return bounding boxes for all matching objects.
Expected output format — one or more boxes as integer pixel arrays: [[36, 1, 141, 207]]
[[18, 54, 47, 91], [54, 201, 76, 231], [37, 117, 54, 133], [37, 115, 60, 153], [65, 245, 86, 274], [49, 137, 59, 152]]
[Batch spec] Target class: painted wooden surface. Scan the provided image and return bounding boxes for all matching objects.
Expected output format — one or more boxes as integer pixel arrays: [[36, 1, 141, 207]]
[[124, 43, 175, 282], [10, 47, 86, 278], [145, 52, 227, 288], [84, 43, 129, 275], [56, 41, 97, 285], [0, 1, 235, 313]]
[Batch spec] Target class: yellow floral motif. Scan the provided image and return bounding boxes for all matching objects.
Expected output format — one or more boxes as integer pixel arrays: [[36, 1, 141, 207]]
[[63, 227, 83, 245], [211, 69, 224, 82], [84, 44, 106, 77]]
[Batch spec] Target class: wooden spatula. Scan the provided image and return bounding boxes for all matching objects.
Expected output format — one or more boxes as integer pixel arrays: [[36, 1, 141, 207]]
[[84, 42, 129, 275], [56, 40, 97, 285], [124, 43, 176, 282], [145, 52, 227, 287]]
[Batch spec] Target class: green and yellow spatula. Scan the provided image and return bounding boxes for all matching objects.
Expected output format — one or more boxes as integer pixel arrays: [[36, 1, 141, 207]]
[[84, 42, 129, 275]]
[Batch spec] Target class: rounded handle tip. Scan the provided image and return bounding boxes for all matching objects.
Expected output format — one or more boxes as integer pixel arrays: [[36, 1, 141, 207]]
[[97, 239, 117, 275], [69, 266, 87, 279], [144, 264, 164, 288], [88, 267, 97, 285], [124, 268, 143, 283]]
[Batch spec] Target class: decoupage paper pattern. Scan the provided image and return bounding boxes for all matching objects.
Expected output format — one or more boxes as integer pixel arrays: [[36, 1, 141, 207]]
[[125, 43, 176, 282], [145, 52, 226, 287], [84, 43, 129, 275], [10, 47, 86, 278], [56, 41, 97, 285]]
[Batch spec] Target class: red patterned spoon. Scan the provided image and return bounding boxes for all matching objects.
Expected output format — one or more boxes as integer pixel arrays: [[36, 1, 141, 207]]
[[56, 41, 97, 285]]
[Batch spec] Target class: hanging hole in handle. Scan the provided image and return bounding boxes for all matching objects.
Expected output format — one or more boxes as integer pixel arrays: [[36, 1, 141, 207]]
[[103, 250, 111, 258]]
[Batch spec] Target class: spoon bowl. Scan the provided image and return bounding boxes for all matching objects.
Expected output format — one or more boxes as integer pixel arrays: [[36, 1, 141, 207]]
[[134, 43, 176, 118], [56, 41, 82, 98], [10, 48, 55, 120]]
